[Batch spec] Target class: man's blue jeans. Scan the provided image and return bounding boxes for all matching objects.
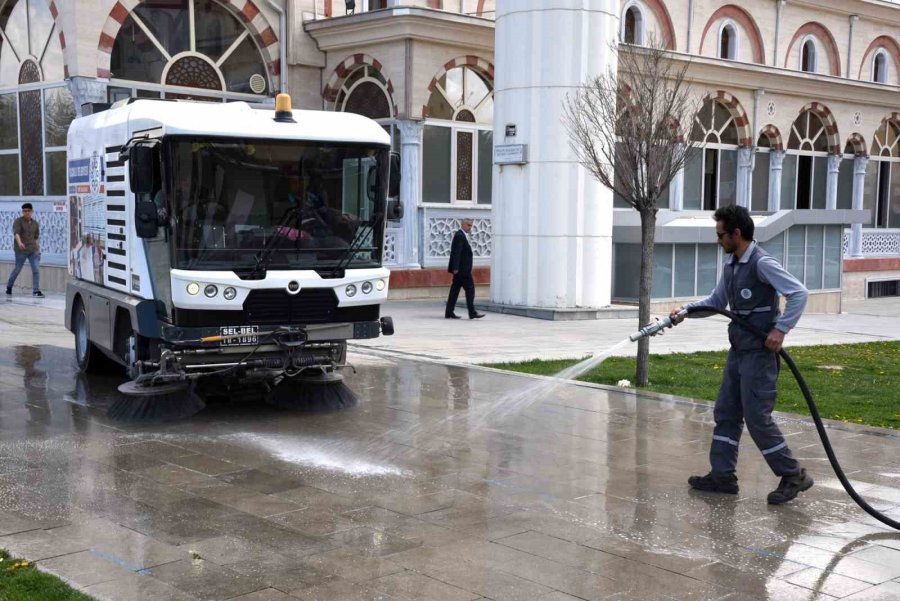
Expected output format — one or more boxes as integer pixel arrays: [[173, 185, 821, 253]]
[[7, 251, 40, 292]]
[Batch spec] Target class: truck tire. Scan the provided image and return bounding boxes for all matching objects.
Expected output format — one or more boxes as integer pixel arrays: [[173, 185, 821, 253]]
[[73, 299, 116, 375]]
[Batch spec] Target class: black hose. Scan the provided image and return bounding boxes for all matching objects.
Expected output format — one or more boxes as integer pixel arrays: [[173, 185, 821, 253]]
[[684, 305, 899, 531]]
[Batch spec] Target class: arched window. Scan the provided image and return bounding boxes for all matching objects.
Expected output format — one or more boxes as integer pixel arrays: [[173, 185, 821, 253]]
[[868, 122, 900, 228], [873, 50, 888, 83], [786, 111, 829, 210], [622, 5, 643, 45], [801, 38, 817, 73], [423, 64, 493, 205], [688, 99, 739, 210], [109, 0, 271, 101], [719, 24, 737, 60], [0, 0, 74, 197], [334, 65, 393, 119]]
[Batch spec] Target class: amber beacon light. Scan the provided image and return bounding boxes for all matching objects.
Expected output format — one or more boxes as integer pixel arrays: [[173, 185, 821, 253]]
[[274, 93, 296, 123]]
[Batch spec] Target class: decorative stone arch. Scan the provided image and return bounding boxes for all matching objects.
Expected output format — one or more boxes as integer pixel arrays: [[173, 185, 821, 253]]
[[704, 91, 752, 147], [633, 0, 676, 50], [322, 53, 398, 118], [422, 55, 494, 119], [798, 102, 841, 154], [758, 124, 783, 150], [857, 36, 900, 81], [845, 132, 867, 157], [96, 0, 281, 88], [785, 23, 841, 76], [699, 5, 765, 64], [0, 0, 71, 79], [43, 0, 70, 79]]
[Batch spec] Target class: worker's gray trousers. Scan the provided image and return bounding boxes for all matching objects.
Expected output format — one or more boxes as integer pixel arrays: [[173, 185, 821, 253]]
[[709, 348, 800, 477]]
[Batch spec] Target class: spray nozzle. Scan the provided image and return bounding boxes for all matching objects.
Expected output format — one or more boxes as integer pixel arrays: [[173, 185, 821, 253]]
[[628, 309, 687, 342]]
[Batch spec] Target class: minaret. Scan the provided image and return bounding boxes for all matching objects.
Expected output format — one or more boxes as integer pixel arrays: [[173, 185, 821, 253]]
[[491, 0, 619, 312]]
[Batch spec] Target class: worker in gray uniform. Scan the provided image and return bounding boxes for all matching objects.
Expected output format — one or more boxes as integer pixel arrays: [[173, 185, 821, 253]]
[[670, 205, 813, 505]]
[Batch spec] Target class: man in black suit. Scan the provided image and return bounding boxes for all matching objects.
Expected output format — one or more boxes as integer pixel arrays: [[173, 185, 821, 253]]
[[445, 218, 485, 319]]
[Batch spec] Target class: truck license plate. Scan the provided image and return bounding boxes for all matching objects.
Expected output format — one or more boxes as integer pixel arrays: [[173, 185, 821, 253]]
[[220, 325, 259, 346]]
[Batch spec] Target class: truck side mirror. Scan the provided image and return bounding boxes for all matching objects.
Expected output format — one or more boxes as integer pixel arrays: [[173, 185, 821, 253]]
[[389, 151, 401, 199], [129, 144, 160, 195]]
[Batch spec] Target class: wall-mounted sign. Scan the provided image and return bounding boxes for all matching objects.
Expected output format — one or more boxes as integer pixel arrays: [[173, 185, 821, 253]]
[[505, 124, 517, 137], [494, 144, 527, 165]]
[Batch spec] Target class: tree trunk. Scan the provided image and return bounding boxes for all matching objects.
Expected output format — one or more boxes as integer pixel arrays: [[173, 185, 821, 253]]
[[635, 208, 657, 387]]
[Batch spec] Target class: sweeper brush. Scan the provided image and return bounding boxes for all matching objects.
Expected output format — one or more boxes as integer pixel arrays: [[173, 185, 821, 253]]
[[109, 380, 206, 422], [267, 372, 359, 413]]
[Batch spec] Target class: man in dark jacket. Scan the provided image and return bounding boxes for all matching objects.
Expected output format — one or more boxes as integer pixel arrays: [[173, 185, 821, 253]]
[[445, 218, 484, 319]]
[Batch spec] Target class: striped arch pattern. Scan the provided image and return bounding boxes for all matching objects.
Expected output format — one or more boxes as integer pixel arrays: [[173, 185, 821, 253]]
[[707, 90, 752, 147], [45, 0, 70, 79], [758, 124, 783, 151], [799, 102, 841, 154], [322, 54, 398, 118], [422, 55, 495, 119], [699, 5, 765, 64], [857, 36, 900, 80], [845, 133, 867, 156], [96, 0, 281, 89]]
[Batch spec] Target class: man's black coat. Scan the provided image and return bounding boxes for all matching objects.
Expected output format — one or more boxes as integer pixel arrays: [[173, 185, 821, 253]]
[[447, 230, 473, 275]]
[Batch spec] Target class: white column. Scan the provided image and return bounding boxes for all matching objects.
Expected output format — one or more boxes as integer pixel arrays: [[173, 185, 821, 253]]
[[397, 120, 423, 268], [736, 146, 753, 208], [825, 153, 841, 210], [850, 156, 868, 257], [670, 144, 685, 211], [768, 150, 785, 212], [491, 0, 619, 309]]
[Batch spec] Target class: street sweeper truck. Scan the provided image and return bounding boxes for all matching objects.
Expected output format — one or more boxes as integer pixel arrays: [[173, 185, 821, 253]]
[[64, 94, 399, 416]]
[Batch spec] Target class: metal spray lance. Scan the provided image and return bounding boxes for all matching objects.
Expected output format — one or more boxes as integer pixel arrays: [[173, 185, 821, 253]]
[[628, 308, 688, 342]]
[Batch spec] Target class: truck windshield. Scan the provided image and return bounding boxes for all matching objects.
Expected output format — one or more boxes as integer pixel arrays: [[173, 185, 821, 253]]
[[166, 137, 389, 272]]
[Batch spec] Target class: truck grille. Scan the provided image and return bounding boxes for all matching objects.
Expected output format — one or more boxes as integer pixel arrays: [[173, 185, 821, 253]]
[[244, 288, 337, 325]]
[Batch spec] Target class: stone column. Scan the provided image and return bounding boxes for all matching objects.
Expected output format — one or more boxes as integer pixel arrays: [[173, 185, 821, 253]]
[[669, 143, 685, 211], [491, 0, 618, 310], [69, 77, 108, 117], [768, 150, 785, 212], [825, 153, 842, 210], [850, 155, 868, 257], [397, 120, 423, 268], [736, 146, 753, 208]]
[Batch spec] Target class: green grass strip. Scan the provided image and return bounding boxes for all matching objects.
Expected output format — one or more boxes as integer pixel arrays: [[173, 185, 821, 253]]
[[484, 341, 900, 430], [0, 549, 96, 601]]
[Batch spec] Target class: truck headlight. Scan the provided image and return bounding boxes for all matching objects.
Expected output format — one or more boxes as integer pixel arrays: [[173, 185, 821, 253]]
[[345, 284, 357, 297], [375, 279, 386, 291], [204, 284, 218, 298], [361, 281, 373, 294], [186, 282, 201, 296], [223, 287, 237, 300]]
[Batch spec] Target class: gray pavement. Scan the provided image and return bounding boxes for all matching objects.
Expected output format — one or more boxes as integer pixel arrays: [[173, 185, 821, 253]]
[[0, 293, 898, 600], [353, 297, 900, 364]]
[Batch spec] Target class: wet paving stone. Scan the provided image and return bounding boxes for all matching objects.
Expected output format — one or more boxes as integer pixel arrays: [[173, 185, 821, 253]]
[[0, 343, 897, 599]]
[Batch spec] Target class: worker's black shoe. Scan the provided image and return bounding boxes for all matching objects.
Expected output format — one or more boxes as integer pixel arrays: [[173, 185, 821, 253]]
[[4, 287, 10, 295], [767, 468, 813, 505], [32, 290, 44, 298], [688, 472, 739, 494]]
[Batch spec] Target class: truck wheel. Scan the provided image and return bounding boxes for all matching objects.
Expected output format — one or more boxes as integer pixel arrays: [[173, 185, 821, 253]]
[[73, 299, 115, 374]]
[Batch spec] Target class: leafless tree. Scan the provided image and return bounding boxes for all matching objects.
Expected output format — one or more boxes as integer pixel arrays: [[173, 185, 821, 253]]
[[564, 37, 701, 386]]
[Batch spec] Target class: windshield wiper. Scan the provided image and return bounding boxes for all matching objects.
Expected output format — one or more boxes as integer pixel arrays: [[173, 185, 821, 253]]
[[248, 205, 302, 279], [327, 221, 378, 278]]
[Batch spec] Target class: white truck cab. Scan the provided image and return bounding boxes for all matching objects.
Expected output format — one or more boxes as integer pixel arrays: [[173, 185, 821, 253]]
[[64, 95, 398, 403]]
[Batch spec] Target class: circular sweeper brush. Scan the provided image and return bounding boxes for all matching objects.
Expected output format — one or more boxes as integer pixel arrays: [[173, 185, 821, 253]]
[[109, 380, 206, 422], [267, 372, 358, 413]]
